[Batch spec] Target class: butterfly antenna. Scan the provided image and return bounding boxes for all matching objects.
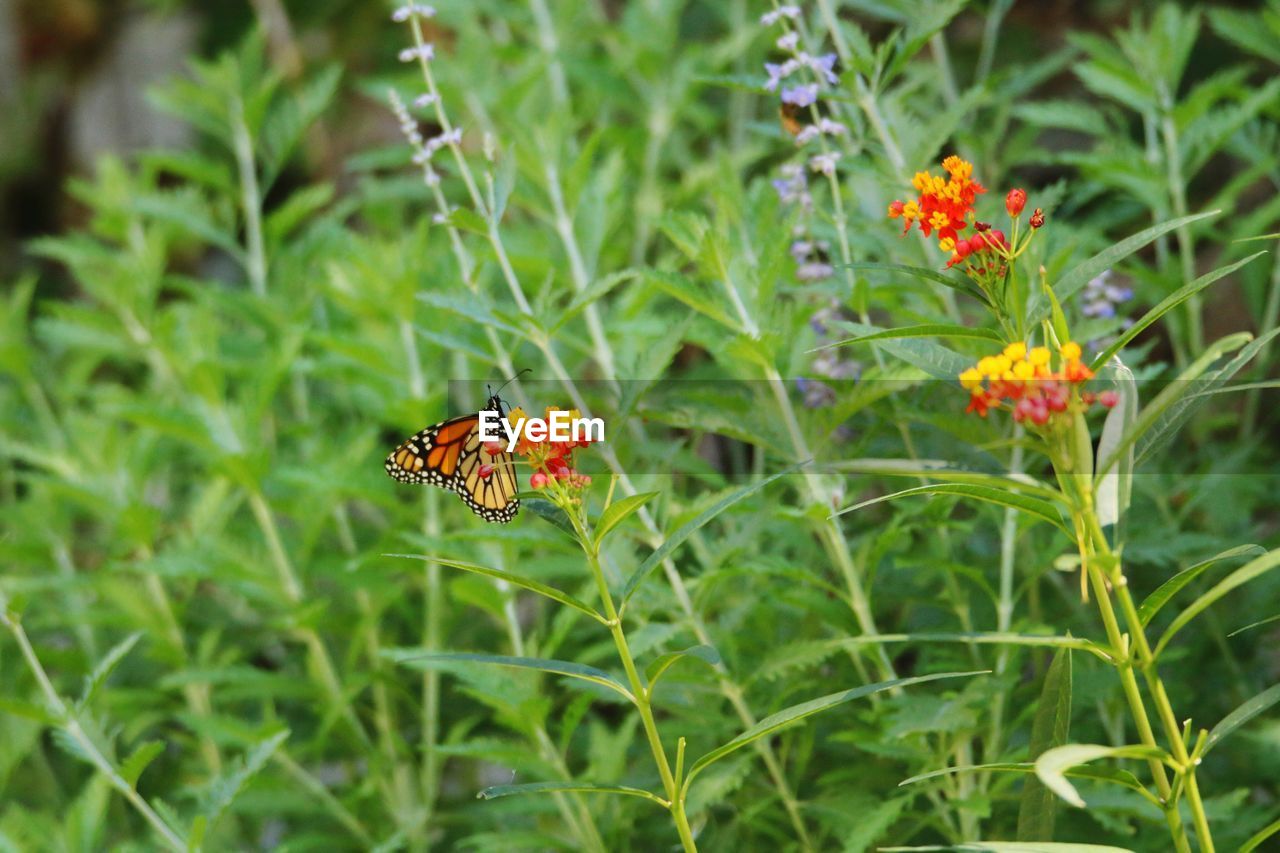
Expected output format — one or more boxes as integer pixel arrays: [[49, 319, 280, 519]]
[[494, 369, 531, 397]]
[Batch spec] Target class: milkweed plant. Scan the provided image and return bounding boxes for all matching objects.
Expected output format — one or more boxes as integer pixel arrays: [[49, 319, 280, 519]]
[[1, 1, 1278, 851]]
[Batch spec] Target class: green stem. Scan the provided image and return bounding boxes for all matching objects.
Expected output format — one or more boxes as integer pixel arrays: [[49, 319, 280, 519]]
[[1058, 461, 1197, 852], [231, 93, 267, 298], [573, 516, 695, 852], [1, 606, 187, 851], [1158, 88, 1200, 363]]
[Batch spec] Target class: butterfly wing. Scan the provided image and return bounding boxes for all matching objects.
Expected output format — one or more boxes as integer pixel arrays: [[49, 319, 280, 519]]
[[385, 404, 520, 523]]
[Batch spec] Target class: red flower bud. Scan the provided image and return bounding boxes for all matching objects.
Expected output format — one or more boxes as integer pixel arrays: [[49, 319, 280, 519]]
[[1099, 390, 1120, 408], [974, 221, 991, 232], [1030, 208, 1045, 229], [955, 239, 972, 257], [1005, 188, 1026, 217], [530, 471, 549, 489]]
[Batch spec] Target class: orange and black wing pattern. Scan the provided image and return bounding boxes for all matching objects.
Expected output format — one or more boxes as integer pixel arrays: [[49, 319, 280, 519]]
[[385, 398, 520, 523]]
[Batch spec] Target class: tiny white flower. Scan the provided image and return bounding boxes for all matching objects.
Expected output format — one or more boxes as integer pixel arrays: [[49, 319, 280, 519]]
[[776, 32, 799, 51], [809, 151, 841, 176], [413, 93, 438, 109]]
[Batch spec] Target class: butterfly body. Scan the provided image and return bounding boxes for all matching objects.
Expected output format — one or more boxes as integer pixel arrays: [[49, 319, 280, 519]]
[[385, 394, 520, 523]]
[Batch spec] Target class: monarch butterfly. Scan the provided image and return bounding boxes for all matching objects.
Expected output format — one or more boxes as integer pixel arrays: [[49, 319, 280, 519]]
[[384, 393, 520, 523]]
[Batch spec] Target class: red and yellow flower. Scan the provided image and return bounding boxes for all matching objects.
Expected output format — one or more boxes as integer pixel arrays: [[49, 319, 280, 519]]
[[959, 341, 1114, 426], [888, 155, 986, 247]]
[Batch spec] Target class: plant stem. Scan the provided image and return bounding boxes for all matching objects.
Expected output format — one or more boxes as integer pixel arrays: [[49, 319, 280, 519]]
[[1158, 85, 1200, 363], [231, 94, 267, 298], [1, 604, 187, 852], [576, 518, 696, 852], [1057, 458, 1202, 852]]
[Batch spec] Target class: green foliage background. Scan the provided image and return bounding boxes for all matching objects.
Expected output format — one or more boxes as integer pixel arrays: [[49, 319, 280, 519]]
[[1, 1, 1279, 850]]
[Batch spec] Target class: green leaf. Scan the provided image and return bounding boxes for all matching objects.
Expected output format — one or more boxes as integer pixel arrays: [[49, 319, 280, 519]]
[[78, 632, 143, 710], [645, 268, 741, 331], [1018, 647, 1072, 841], [202, 730, 289, 826], [681, 671, 984, 796], [593, 492, 659, 549], [900, 762, 1156, 805], [844, 263, 993, 307], [120, 741, 166, 788], [1091, 252, 1267, 370], [1228, 614, 1280, 637], [1155, 548, 1280, 657], [1204, 682, 1280, 756], [881, 844, 1136, 852], [811, 323, 1003, 353], [1135, 327, 1280, 467], [832, 483, 1069, 533], [384, 554, 605, 624], [644, 645, 721, 694], [1096, 333, 1252, 480], [1242, 817, 1280, 853], [1034, 744, 1168, 808], [386, 651, 635, 703], [446, 206, 489, 236], [619, 463, 805, 605], [477, 781, 668, 808], [1094, 359, 1135, 542], [1033, 210, 1220, 323], [1137, 544, 1265, 626], [831, 459, 1064, 502], [833, 321, 972, 380], [522, 497, 576, 538]]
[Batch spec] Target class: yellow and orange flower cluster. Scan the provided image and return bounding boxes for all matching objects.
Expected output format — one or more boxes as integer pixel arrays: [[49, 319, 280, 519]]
[[959, 342, 1115, 424], [887, 155, 986, 248], [487, 406, 594, 490]]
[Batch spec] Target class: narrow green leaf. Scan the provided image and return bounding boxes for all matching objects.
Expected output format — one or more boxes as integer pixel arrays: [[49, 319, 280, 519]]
[[645, 645, 721, 693], [1018, 647, 1072, 841], [1155, 548, 1280, 657], [1036, 210, 1220, 322], [881, 843, 1136, 852], [385, 554, 605, 624], [79, 632, 143, 709], [834, 321, 972, 380], [1094, 359, 1135, 540], [387, 651, 635, 703], [1034, 744, 1168, 808], [1096, 332, 1252, 480], [620, 463, 805, 605], [593, 492, 659, 549], [1137, 544, 1265, 626], [900, 762, 1156, 805], [202, 730, 290, 826], [831, 459, 1064, 502], [682, 671, 984, 795], [1136, 328, 1280, 467], [120, 741, 166, 788], [1204, 683, 1280, 755], [1228, 614, 1280, 637], [811, 323, 1003, 353], [1242, 817, 1280, 853], [477, 781, 668, 807], [1091, 252, 1266, 370], [843, 262, 992, 306], [832, 483, 1069, 533]]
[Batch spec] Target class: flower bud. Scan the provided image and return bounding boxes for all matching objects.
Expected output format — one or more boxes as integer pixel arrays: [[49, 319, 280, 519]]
[[1005, 188, 1027, 217], [1030, 207, 1045, 229]]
